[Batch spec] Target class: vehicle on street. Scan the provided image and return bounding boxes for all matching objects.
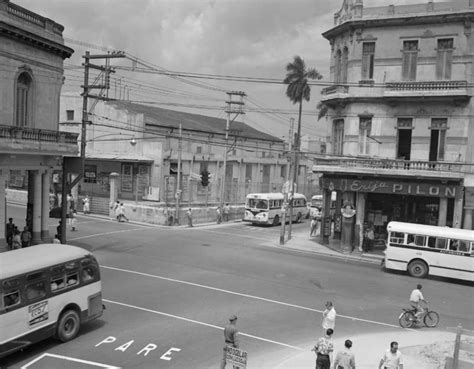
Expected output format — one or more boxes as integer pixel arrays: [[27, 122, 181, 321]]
[[309, 194, 323, 219], [0, 244, 104, 358], [243, 192, 307, 226], [399, 305, 439, 328], [384, 221, 474, 281]]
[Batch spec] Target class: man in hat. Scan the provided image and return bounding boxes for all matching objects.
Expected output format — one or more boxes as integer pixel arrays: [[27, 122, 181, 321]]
[[220, 315, 239, 369]]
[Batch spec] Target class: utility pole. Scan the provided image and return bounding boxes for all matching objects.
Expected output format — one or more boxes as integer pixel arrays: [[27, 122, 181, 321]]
[[60, 51, 125, 243], [280, 118, 294, 245], [220, 91, 246, 209], [288, 111, 302, 240], [175, 124, 182, 224]]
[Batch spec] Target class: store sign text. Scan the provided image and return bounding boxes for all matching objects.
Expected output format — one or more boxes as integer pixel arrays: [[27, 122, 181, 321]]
[[322, 178, 458, 198]]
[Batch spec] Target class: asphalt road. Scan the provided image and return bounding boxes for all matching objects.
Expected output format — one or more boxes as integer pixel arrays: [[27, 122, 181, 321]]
[[2, 206, 473, 369]]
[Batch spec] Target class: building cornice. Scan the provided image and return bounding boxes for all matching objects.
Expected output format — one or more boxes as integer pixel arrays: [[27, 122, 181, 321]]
[[322, 11, 474, 41], [0, 20, 73, 59]]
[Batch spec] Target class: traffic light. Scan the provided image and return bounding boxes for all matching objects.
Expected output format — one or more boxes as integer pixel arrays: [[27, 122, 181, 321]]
[[201, 170, 210, 187]]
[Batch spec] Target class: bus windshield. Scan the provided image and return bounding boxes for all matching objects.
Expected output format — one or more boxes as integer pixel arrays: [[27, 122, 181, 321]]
[[247, 199, 268, 210]]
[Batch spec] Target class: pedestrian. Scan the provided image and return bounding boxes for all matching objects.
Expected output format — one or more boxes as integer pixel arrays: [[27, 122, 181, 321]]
[[185, 208, 193, 227], [113, 200, 121, 221], [310, 217, 318, 237], [322, 301, 337, 336], [366, 226, 375, 252], [220, 315, 239, 369], [12, 229, 22, 249], [20, 226, 32, 248], [216, 207, 222, 224], [82, 195, 90, 214], [53, 234, 61, 244], [312, 328, 334, 369], [118, 203, 129, 222], [223, 203, 230, 222], [378, 341, 403, 369], [6, 217, 15, 250], [56, 220, 63, 242], [333, 339, 355, 369], [71, 210, 78, 231]]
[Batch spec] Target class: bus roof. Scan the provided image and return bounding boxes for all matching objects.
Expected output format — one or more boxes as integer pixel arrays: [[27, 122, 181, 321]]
[[0, 244, 93, 280], [387, 221, 474, 241], [246, 193, 306, 200]]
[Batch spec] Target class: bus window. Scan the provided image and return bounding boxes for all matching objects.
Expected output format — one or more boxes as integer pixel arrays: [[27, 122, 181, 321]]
[[415, 236, 426, 247], [407, 234, 415, 245], [26, 281, 46, 301], [256, 200, 267, 209], [66, 273, 79, 286], [3, 290, 20, 308], [458, 240, 469, 252], [436, 238, 447, 249], [449, 239, 459, 251], [82, 267, 95, 282], [51, 275, 66, 291], [390, 232, 404, 244]]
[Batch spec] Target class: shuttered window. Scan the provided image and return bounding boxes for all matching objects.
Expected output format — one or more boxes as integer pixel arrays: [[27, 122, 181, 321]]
[[333, 119, 344, 155], [16, 73, 32, 127], [402, 40, 418, 81], [358, 117, 372, 155], [361, 42, 375, 80], [436, 38, 453, 80], [341, 48, 349, 83]]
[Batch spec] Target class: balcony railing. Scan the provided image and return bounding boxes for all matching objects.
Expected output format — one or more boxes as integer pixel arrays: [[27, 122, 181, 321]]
[[4, 1, 64, 35], [385, 80, 468, 92], [313, 157, 468, 174], [0, 125, 78, 144]]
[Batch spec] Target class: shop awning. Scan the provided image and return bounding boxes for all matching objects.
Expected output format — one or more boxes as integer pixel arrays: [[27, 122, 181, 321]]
[[85, 153, 154, 163]]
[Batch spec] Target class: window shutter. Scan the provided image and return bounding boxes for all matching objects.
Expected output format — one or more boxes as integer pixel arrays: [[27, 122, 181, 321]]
[[444, 50, 452, 79], [438, 130, 446, 161]]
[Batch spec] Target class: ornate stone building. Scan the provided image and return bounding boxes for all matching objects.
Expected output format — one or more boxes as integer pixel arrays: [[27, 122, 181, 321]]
[[0, 0, 75, 249], [315, 0, 474, 250]]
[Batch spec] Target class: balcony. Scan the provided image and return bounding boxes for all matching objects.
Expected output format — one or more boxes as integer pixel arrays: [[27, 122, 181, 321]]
[[312, 156, 469, 180], [320, 80, 470, 105], [0, 125, 79, 156]]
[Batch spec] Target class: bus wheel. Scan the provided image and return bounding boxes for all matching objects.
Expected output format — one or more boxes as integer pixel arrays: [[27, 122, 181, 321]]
[[56, 309, 81, 342], [408, 260, 428, 278], [272, 215, 280, 226]]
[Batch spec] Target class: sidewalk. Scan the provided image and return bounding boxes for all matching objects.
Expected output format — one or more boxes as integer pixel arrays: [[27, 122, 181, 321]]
[[273, 329, 455, 369]]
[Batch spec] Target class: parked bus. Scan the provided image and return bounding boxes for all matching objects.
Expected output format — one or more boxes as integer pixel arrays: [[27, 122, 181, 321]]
[[243, 192, 307, 226], [384, 221, 474, 281], [0, 244, 104, 358]]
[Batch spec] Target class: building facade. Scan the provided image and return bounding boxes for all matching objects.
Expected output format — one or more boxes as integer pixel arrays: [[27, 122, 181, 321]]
[[0, 0, 75, 249], [315, 0, 474, 251], [60, 95, 316, 210]]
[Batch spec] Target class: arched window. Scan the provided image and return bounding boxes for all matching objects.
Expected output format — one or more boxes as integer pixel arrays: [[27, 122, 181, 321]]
[[341, 47, 349, 84], [16, 72, 32, 127], [335, 49, 342, 83]]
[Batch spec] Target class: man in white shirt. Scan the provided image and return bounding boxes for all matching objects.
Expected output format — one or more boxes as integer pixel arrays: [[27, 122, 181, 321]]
[[409, 284, 427, 322], [379, 341, 403, 369], [322, 301, 337, 335]]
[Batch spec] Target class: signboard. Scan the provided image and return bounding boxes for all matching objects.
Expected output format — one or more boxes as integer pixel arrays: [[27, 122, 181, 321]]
[[320, 178, 460, 198], [225, 347, 247, 369], [28, 301, 49, 326]]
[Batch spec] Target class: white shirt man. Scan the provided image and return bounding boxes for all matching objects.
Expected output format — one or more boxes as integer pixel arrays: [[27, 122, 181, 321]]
[[409, 284, 427, 320], [379, 341, 403, 369], [322, 301, 336, 334]]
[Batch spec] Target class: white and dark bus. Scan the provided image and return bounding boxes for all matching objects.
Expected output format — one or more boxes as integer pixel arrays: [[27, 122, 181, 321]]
[[243, 192, 307, 226], [384, 221, 474, 281], [0, 244, 104, 358]]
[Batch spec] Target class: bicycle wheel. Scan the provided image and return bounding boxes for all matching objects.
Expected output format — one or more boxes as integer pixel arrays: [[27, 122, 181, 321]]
[[399, 311, 415, 328], [423, 311, 439, 327]]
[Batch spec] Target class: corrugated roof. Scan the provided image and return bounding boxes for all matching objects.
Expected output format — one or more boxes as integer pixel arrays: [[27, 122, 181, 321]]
[[106, 101, 283, 143]]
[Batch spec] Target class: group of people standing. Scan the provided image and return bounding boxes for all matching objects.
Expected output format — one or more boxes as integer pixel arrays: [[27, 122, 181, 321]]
[[113, 201, 129, 222], [6, 218, 32, 250], [313, 301, 404, 369], [216, 203, 231, 224]]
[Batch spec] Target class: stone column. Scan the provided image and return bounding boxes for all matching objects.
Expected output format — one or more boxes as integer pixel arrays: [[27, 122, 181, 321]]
[[41, 170, 51, 241], [32, 171, 42, 244], [463, 209, 473, 230], [109, 172, 119, 219], [438, 197, 448, 227], [355, 192, 366, 252], [341, 192, 356, 253], [0, 171, 7, 251], [452, 188, 464, 229]]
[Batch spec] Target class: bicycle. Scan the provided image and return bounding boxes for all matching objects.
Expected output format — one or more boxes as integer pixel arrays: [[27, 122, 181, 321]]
[[399, 305, 439, 328]]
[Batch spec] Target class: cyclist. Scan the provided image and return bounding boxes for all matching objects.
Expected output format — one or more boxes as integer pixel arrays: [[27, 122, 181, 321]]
[[409, 284, 427, 322]]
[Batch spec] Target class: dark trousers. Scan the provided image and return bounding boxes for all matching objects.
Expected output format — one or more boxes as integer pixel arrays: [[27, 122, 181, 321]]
[[316, 354, 330, 369]]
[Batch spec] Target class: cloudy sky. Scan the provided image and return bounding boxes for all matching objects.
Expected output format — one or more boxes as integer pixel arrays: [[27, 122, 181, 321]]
[[16, 0, 424, 140]]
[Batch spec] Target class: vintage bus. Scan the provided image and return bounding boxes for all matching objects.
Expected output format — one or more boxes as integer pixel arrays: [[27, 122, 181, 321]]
[[384, 221, 474, 281], [243, 192, 307, 226], [0, 244, 104, 358]]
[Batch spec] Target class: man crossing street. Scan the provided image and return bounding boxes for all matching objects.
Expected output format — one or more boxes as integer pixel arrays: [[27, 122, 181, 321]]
[[220, 315, 239, 369]]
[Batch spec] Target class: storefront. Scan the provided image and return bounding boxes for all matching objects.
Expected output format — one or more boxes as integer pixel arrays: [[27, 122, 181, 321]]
[[319, 176, 464, 252]]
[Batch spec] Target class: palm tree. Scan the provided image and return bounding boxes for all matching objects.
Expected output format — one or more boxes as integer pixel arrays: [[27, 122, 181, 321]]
[[283, 56, 322, 239]]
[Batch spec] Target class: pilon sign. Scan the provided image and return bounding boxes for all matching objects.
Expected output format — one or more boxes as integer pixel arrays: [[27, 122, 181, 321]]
[[321, 178, 460, 198]]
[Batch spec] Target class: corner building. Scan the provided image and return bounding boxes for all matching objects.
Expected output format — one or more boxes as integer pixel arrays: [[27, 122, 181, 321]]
[[314, 0, 474, 251], [0, 0, 75, 249]]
